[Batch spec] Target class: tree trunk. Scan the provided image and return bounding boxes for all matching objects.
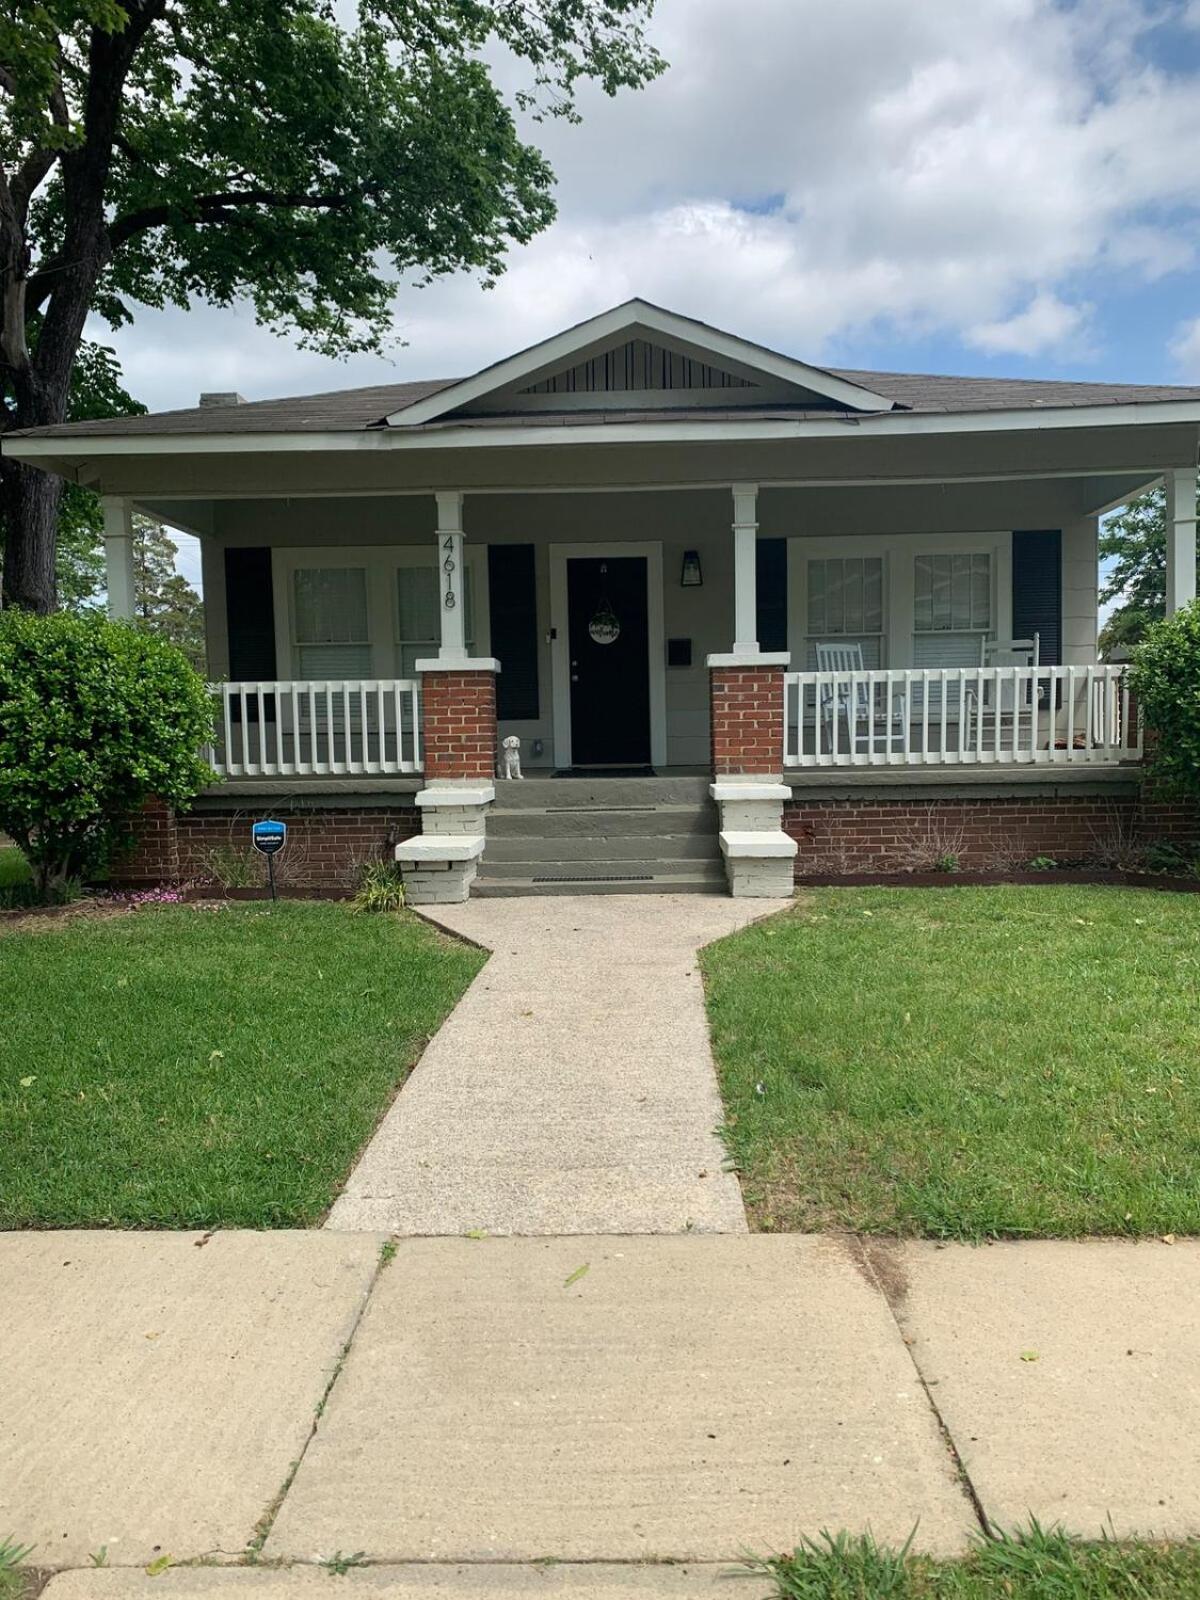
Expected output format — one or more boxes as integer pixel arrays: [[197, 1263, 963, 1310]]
[[1, 455, 62, 611]]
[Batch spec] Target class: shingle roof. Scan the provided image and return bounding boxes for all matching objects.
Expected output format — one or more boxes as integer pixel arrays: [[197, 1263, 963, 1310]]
[[12, 368, 1200, 442]]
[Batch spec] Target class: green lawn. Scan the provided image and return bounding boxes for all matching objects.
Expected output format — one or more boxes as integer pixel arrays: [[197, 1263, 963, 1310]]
[[702, 886, 1200, 1239], [0, 902, 484, 1228], [756, 1526, 1200, 1599], [0, 845, 35, 907]]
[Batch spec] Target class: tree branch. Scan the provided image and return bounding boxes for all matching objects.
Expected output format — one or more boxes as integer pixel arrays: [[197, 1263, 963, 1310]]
[[108, 187, 358, 248]]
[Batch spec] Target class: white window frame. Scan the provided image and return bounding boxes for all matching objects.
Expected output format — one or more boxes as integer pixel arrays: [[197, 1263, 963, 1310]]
[[787, 531, 1013, 672], [800, 550, 888, 669], [272, 545, 490, 679]]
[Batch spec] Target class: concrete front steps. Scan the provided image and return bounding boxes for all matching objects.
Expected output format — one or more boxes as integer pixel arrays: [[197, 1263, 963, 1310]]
[[476, 776, 725, 897]]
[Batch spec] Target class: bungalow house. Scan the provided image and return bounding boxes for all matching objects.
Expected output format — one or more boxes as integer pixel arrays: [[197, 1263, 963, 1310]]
[[6, 299, 1199, 899]]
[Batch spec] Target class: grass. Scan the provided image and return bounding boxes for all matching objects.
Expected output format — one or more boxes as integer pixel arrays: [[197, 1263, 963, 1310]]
[[0, 1540, 35, 1600], [755, 1524, 1200, 1599], [0, 847, 35, 909], [701, 886, 1200, 1238], [0, 901, 484, 1228]]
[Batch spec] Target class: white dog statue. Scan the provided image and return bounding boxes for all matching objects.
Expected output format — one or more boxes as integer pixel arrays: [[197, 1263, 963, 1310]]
[[499, 734, 523, 780]]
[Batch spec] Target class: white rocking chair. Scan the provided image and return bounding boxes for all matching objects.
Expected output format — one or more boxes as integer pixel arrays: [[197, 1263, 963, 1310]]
[[814, 641, 907, 755], [965, 633, 1042, 746]]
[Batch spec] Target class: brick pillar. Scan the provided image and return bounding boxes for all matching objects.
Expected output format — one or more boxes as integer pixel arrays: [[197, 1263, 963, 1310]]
[[709, 664, 785, 777], [114, 797, 180, 885], [420, 668, 498, 781]]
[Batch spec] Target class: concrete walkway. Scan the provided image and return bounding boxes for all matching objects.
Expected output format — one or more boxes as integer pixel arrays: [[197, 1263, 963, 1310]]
[[6, 1231, 1200, 1590], [327, 895, 786, 1236]]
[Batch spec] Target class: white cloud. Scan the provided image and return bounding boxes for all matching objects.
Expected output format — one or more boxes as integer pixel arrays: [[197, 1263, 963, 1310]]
[[1170, 313, 1200, 375], [967, 292, 1092, 357], [96, 0, 1200, 412]]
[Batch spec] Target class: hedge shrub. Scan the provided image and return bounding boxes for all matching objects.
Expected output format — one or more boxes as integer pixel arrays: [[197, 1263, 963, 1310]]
[[0, 610, 215, 898], [1129, 598, 1200, 801]]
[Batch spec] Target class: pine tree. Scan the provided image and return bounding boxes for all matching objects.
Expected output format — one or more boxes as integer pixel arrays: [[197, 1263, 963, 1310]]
[[133, 516, 205, 673]]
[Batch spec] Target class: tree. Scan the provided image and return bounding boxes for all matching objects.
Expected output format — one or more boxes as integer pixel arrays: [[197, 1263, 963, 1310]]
[[0, 1, 664, 612], [0, 334, 144, 605], [1099, 487, 1200, 656], [134, 513, 204, 671], [0, 608, 213, 897]]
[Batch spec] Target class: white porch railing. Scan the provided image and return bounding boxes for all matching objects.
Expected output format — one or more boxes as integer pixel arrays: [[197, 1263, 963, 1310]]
[[208, 680, 423, 777], [784, 665, 1141, 768]]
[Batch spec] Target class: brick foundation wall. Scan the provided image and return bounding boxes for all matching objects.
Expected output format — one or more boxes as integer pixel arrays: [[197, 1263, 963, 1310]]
[[113, 804, 419, 890], [710, 665, 785, 776], [784, 793, 1200, 876], [421, 669, 497, 781]]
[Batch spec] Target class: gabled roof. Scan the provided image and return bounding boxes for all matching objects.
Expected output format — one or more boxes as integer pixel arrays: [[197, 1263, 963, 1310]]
[[9, 297, 1200, 446], [383, 299, 900, 424]]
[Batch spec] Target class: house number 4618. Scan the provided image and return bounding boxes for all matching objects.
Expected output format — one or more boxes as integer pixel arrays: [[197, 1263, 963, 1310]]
[[442, 536, 457, 610]]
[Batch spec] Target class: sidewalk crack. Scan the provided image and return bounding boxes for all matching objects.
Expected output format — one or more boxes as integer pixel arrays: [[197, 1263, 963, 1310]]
[[849, 1236, 992, 1539], [245, 1237, 396, 1562]]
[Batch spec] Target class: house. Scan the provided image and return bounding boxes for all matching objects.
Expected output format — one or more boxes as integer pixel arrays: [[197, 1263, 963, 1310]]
[[7, 299, 1199, 899]]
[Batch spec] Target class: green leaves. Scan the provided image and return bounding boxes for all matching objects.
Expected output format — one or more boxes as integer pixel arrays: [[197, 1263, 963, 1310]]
[[0, 610, 216, 894], [1129, 598, 1200, 804]]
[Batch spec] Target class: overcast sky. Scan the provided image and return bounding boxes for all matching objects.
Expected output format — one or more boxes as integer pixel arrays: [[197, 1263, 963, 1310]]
[[106, 0, 1200, 588]]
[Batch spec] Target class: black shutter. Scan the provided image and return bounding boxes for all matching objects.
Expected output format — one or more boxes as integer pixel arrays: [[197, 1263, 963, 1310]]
[[1012, 530, 1062, 665], [756, 538, 788, 653], [488, 544, 539, 720], [224, 548, 277, 679]]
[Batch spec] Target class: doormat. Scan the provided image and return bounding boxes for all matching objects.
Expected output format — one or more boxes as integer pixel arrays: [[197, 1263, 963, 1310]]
[[551, 766, 657, 778]]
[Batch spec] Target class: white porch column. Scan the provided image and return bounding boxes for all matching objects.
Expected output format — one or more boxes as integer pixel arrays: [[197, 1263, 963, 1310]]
[[1165, 466, 1198, 615], [102, 496, 136, 620], [1061, 517, 1100, 665], [434, 489, 468, 662], [731, 481, 759, 655]]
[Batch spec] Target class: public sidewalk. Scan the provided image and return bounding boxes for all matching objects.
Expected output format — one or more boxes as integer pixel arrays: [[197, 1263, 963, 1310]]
[[4, 1229, 1200, 1593]]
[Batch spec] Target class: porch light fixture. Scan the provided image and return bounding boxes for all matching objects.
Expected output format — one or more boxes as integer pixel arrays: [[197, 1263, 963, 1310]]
[[680, 549, 703, 587]]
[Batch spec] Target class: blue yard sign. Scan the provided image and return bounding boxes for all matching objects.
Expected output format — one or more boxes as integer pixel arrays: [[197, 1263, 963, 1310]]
[[251, 819, 287, 900], [251, 819, 287, 856]]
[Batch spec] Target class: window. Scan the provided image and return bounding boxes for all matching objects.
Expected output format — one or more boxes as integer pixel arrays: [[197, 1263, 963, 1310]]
[[395, 561, 474, 676], [292, 567, 371, 677], [806, 556, 884, 668], [913, 552, 992, 667]]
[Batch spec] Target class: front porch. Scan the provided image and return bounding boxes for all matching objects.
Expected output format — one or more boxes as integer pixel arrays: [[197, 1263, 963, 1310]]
[[111, 470, 1190, 900]]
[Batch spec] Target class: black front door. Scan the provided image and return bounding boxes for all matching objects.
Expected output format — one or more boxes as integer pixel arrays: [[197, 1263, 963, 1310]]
[[566, 556, 651, 766]]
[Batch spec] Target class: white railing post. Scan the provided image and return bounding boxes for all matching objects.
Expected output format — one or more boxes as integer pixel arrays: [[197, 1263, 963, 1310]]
[[780, 664, 1136, 774], [208, 680, 425, 778]]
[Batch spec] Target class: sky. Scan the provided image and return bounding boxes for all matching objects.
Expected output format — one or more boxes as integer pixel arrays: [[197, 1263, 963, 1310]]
[[99, 0, 1200, 592]]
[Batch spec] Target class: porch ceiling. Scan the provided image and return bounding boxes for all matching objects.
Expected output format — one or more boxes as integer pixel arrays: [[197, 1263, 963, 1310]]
[[138, 468, 1156, 546]]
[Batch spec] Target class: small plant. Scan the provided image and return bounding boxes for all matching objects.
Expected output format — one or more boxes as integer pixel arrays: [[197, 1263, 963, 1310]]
[[202, 843, 262, 890], [0, 1537, 34, 1597], [748, 1528, 915, 1598], [932, 852, 960, 873], [1141, 839, 1198, 876], [352, 860, 406, 914], [1027, 855, 1058, 871], [321, 1552, 367, 1576]]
